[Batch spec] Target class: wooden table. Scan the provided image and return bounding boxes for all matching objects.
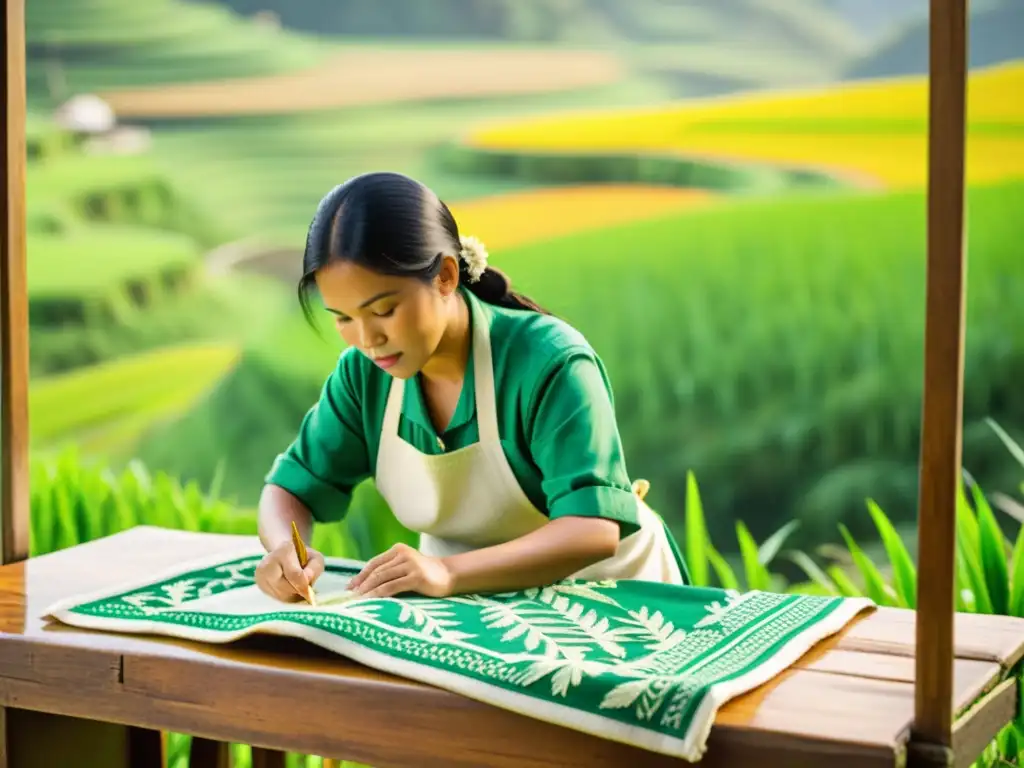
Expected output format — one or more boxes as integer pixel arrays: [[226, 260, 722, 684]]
[[0, 526, 1021, 767]]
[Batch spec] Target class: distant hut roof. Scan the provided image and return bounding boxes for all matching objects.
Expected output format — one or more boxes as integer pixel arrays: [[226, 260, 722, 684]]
[[53, 94, 115, 134]]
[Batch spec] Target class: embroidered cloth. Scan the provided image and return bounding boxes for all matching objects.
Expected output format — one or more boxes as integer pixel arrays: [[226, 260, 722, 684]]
[[45, 551, 874, 761]]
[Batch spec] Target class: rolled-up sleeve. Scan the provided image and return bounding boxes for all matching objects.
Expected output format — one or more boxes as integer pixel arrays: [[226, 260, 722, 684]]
[[527, 349, 641, 538], [264, 349, 370, 523]]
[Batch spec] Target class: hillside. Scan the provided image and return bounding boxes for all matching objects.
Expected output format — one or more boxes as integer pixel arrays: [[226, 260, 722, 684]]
[[819, 0, 923, 42], [205, 0, 869, 96], [25, 0, 329, 106], [844, 0, 1023, 80]]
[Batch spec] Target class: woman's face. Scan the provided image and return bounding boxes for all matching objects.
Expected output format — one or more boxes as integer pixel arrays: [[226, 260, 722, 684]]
[[314, 256, 459, 379]]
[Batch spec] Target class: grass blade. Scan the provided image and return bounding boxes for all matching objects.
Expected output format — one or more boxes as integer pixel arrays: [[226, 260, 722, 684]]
[[736, 521, 772, 591], [827, 565, 864, 598], [1009, 523, 1024, 617], [838, 523, 892, 605], [707, 544, 740, 591], [757, 519, 800, 566], [865, 499, 917, 608], [783, 550, 839, 596], [988, 417, 1024, 470], [973, 483, 1010, 615], [684, 471, 709, 587]]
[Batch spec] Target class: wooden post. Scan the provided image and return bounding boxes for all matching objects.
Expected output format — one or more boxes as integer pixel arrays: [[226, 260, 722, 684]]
[[1, 0, 30, 566], [911, 0, 970, 761]]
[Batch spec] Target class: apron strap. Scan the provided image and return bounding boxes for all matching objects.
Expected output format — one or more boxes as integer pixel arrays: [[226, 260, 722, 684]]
[[470, 298, 500, 444], [382, 377, 404, 435]]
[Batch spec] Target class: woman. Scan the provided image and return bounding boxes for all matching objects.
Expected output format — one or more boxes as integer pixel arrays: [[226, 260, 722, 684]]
[[255, 171, 689, 603]]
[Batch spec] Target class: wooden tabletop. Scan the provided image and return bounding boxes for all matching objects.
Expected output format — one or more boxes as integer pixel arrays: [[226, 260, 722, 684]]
[[0, 526, 1021, 767]]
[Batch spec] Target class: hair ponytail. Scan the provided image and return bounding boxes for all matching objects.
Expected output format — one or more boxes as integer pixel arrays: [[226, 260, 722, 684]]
[[297, 171, 549, 319], [455, 233, 549, 314]]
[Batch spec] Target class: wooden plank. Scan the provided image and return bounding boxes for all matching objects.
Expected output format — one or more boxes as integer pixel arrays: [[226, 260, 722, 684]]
[[1, 0, 30, 567], [912, 0, 970, 750], [795, 649, 1000, 714], [0, 661, 907, 768], [951, 678, 1017, 768], [836, 607, 1024, 669]]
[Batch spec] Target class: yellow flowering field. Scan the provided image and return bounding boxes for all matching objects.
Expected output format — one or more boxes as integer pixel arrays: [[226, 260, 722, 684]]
[[467, 62, 1024, 189], [449, 185, 715, 251]]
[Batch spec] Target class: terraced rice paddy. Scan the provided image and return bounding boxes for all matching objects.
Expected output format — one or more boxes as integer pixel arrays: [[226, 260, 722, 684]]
[[98, 48, 626, 118], [465, 62, 1024, 189], [449, 185, 716, 251]]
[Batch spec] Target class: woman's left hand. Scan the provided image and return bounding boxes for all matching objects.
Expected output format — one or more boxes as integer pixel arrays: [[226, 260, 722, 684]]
[[349, 542, 454, 599]]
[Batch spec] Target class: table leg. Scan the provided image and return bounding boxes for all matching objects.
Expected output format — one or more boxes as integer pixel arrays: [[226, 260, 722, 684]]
[[251, 747, 286, 768], [3, 708, 161, 768], [189, 737, 231, 768]]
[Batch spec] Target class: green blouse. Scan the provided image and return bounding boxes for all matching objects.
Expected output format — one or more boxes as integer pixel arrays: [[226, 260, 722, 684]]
[[265, 288, 642, 538]]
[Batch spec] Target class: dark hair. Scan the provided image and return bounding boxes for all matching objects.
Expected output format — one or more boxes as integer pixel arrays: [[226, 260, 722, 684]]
[[298, 171, 547, 325]]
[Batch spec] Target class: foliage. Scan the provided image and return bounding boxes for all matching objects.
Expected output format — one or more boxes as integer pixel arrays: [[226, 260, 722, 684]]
[[673, 419, 1024, 766], [28, 447, 371, 561], [165, 739, 369, 768], [466, 61, 1024, 188]]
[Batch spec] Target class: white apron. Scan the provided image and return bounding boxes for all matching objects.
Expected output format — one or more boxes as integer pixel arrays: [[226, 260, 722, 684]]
[[374, 300, 686, 585]]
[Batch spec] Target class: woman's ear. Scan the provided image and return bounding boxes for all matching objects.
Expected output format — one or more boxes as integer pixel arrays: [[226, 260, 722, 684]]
[[435, 253, 461, 297]]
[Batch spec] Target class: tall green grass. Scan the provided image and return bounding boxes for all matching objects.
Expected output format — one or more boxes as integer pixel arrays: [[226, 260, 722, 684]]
[[496, 179, 1024, 550], [28, 448, 381, 561], [673, 419, 1024, 767]]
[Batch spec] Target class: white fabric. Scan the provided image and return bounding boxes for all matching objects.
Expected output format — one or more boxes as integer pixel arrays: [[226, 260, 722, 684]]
[[374, 298, 684, 584]]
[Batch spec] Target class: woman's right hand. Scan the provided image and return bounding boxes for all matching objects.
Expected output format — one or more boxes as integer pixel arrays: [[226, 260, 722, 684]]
[[254, 540, 325, 603]]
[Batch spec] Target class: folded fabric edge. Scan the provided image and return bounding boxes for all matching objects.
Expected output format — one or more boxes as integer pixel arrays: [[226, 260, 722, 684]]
[[678, 595, 879, 761]]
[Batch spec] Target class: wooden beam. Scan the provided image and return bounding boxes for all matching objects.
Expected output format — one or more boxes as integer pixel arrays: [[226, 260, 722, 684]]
[[1, 0, 30, 565], [912, 0, 970, 753]]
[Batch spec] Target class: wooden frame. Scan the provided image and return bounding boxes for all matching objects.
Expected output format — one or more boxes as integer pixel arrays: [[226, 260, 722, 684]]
[[0, 0, 1002, 766]]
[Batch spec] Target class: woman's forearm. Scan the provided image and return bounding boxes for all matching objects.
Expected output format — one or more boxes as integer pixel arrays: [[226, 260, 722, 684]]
[[440, 516, 620, 595], [258, 483, 315, 552]]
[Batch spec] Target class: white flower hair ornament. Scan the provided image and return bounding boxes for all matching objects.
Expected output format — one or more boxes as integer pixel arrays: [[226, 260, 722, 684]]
[[458, 234, 489, 283]]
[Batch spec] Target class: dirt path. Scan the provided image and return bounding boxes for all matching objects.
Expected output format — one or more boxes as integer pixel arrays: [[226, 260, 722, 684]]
[[98, 48, 625, 119]]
